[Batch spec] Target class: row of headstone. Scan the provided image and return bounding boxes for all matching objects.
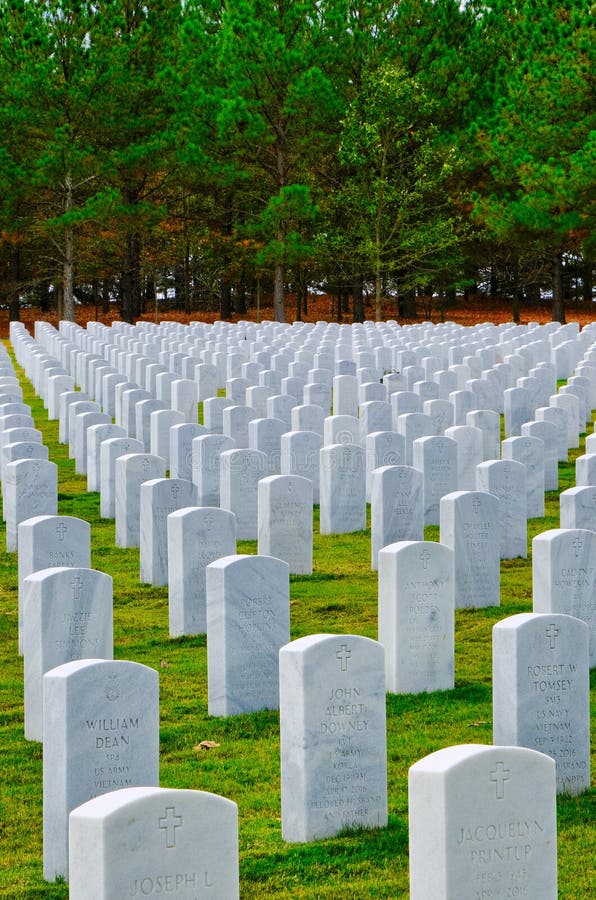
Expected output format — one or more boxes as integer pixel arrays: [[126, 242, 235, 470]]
[[0, 340, 236, 892], [11, 315, 596, 595], [0, 342, 58, 553], [12, 317, 591, 536], [12, 317, 596, 662], [7, 318, 592, 896]]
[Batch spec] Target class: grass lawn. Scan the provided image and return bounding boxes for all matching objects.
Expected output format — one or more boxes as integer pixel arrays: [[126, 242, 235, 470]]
[[0, 341, 594, 899]]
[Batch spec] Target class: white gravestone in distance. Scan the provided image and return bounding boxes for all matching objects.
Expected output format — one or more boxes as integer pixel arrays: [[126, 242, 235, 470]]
[[502, 434, 545, 519], [532, 528, 596, 666], [206, 554, 290, 716], [4, 458, 58, 552], [323, 414, 360, 446], [319, 443, 366, 535], [378, 541, 454, 693], [559, 485, 596, 530], [22, 567, 113, 741], [408, 744, 557, 900], [279, 633, 388, 843], [86, 423, 126, 492], [492, 613, 590, 795], [440, 490, 500, 608], [99, 437, 144, 519], [139, 477, 197, 586], [365, 430, 405, 503], [68, 787, 239, 900], [370, 465, 424, 571], [1, 439, 49, 490], [42, 658, 159, 882], [521, 419, 558, 492], [466, 408, 500, 461], [444, 425, 483, 492], [476, 459, 527, 559], [248, 416, 286, 475], [413, 434, 458, 526], [73, 410, 111, 475], [192, 433, 234, 507], [535, 404, 568, 461], [115, 453, 166, 548], [169, 422, 207, 481], [575, 452, 596, 487], [258, 474, 313, 575], [280, 430, 322, 503], [150, 408, 185, 468], [219, 447, 266, 541], [18, 514, 91, 654], [168, 507, 236, 636]]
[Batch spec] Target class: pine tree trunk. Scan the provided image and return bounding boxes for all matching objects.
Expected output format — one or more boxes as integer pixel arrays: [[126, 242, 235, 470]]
[[235, 275, 247, 316], [220, 280, 233, 319], [353, 275, 364, 323], [375, 270, 383, 321], [512, 287, 521, 324], [120, 231, 142, 323], [101, 280, 111, 315], [62, 175, 75, 322], [63, 225, 75, 322], [273, 261, 286, 322], [551, 252, 566, 324], [399, 288, 417, 318]]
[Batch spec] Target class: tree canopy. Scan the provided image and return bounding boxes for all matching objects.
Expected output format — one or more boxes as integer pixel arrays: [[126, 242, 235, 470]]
[[0, 0, 593, 322]]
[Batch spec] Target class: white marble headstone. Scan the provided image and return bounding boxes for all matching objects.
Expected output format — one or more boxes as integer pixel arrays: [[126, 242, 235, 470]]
[[4, 458, 58, 551], [115, 453, 166, 548], [43, 658, 159, 881], [139, 477, 197, 585], [370, 465, 424, 570], [559, 485, 596, 531], [17, 514, 91, 654], [22, 567, 113, 741], [378, 541, 454, 693], [206, 554, 290, 716], [408, 744, 557, 900], [280, 633, 387, 842], [219, 447, 266, 540], [191, 434, 234, 506], [440, 490, 500, 608], [492, 613, 590, 795], [69, 787, 239, 900], [319, 443, 366, 534], [99, 436, 145, 518], [167, 507, 236, 636], [413, 434, 458, 526], [532, 528, 596, 666], [476, 459, 527, 559], [258, 474, 313, 574]]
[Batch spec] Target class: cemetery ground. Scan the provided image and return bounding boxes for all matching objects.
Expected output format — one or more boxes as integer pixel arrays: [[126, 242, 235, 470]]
[[0, 342, 594, 899]]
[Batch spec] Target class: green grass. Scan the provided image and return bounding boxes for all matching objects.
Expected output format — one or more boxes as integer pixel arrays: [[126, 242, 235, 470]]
[[0, 343, 594, 898]]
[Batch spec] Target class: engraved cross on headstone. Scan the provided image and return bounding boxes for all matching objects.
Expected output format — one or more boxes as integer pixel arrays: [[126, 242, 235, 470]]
[[545, 623, 560, 650], [490, 761, 511, 800], [159, 806, 183, 848], [55, 523, 68, 542], [142, 458, 150, 472], [71, 576, 84, 601], [420, 548, 431, 570], [472, 496, 481, 515], [336, 644, 351, 671], [572, 536, 583, 557]]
